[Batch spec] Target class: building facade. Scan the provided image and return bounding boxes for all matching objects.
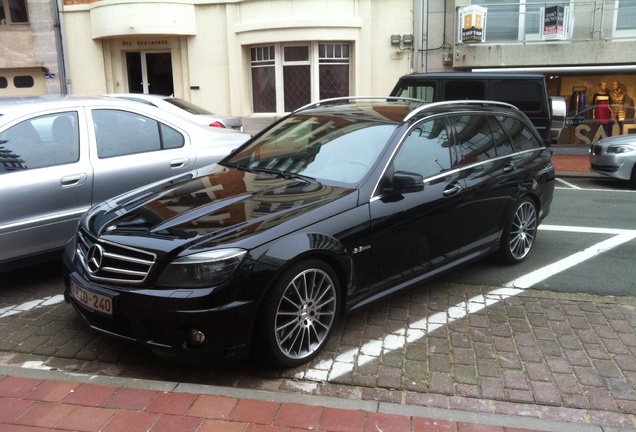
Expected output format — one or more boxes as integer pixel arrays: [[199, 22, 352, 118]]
[[2, 0, 635, 141]]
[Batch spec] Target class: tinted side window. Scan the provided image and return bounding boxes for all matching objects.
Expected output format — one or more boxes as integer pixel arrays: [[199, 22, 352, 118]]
[[450, 115, 496, 165], [445, 80, 485, 100], [94, 110, 183, 158], [395, 82, 435, 102], [487, 116, 514, 157], [161, 123, 185, 149], [394, 117, 452, 178], [0, 112, 79, 173], [497, 116, 542, 152], [492, 82, 542, 112]]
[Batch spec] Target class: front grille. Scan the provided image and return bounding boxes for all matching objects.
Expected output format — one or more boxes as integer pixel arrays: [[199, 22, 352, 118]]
[[77, 230, 156, 285]]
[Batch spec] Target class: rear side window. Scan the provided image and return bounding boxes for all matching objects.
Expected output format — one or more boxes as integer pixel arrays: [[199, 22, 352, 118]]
[[450, 115, 496, 165], [497, 116, 543, 152], [444, 80, 486, 100], [93, 109, 184, 158], [394, 82, 435, 102], [487, 116, 515, 157], [493, 82, 542, 112]]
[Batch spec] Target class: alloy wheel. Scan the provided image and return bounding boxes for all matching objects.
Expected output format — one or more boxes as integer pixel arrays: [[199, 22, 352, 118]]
[[274, 268, 337, 361], [509, 201, 537, 260]]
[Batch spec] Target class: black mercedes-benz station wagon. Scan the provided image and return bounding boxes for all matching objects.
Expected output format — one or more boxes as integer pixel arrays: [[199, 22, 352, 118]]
[[63, 98, 555, 367]]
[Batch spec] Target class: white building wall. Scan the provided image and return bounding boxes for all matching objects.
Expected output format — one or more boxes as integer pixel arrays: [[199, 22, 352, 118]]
[[61, 0, 416, 121], [63, 5, 107, 95]]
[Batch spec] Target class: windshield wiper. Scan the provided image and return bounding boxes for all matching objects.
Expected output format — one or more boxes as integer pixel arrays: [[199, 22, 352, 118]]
[[221, 162, 316, 183], [249, 166, 317, 183]]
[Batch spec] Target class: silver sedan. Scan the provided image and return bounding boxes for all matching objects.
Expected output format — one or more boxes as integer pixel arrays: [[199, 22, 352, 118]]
[[104, 93, 244, 131], [0, 95, 250, 269], [589, 134, 636, 185]]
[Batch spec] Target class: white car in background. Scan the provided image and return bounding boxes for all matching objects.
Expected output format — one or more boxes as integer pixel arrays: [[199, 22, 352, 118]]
[[0, 95, 250, 270], [105, 93, 244, 131], [589, 134, 636, 186]]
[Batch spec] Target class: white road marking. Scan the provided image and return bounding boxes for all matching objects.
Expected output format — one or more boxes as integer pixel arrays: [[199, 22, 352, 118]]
[[2, 226, 634, 382], [312, 224, 636, 382], [0, 294, 65, 318], [556, 177, 581, 189]]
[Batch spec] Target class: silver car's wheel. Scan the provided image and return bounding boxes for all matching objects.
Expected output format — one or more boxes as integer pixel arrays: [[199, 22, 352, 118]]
[[499, 198, 537, 264], [258, 260, 339, 367]]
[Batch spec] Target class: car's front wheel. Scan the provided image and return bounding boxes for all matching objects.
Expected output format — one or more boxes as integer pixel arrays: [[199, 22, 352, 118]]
[[257, 259, 339, 367], [499, 197, 538, 264]]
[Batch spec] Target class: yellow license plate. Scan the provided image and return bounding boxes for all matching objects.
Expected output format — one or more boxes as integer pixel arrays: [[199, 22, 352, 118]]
[[71, 283, 113, 317]]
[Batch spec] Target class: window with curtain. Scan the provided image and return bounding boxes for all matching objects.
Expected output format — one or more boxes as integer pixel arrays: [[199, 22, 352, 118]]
[[250, 42, 351, 115]]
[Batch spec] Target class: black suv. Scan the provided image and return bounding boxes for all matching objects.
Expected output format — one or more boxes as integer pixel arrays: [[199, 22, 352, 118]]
[[64, 98, 555, 367]]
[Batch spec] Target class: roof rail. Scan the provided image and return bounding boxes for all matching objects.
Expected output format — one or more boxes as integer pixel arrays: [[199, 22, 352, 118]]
[[404, 100, 518, 122], [292, 96, 426, 113]]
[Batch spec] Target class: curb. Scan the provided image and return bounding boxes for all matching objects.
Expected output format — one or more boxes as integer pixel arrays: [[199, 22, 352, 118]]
[[0, 363, 630, 432]]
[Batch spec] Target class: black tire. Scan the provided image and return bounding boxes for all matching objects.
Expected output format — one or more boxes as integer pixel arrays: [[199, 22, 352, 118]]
[[630, 164, 636, 187], [498, 197, 538, 264], [257, 259, 339, 367]]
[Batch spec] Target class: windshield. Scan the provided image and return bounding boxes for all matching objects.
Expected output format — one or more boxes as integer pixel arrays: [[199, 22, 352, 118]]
[[225, 114, 397, 184], [166, 98, 214, 115]]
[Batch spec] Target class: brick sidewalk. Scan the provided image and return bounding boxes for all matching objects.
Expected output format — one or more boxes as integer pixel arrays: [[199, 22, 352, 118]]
[[552, 153, 590, 174], [0, 373, 590, 432]]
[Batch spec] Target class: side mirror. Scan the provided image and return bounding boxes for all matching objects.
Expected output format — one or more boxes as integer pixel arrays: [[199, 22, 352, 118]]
[[393, 171, 424, 193]]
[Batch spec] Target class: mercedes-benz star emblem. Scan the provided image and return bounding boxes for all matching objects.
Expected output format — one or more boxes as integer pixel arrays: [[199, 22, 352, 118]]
[[86, 244, 105, 274]]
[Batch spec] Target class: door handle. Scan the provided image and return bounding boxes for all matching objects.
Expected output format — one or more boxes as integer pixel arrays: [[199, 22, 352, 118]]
[[443, 182, 461, 197], [503, 162, 516, 173], [170, 158, 189, 169], [61, 173, 87, 187]]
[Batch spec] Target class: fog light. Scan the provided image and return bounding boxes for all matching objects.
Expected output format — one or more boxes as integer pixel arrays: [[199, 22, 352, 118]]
[[187, 328, 206, 346]]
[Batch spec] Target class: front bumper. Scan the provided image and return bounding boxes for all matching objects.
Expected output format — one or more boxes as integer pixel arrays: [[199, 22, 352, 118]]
[[589, 146, 634, 181], [63, 268, 258, 364]]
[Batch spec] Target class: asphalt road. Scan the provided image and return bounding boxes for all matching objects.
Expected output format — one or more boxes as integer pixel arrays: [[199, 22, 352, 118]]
[[439, 183, 636, 296]]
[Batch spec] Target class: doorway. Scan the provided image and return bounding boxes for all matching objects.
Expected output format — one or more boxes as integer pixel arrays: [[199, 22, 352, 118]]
[[126, 52, 174, 95]]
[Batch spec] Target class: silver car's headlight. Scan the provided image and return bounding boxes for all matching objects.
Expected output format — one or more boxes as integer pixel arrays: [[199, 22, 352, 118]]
[[157, 248, 247, 288], [607, 144, 636, 154]]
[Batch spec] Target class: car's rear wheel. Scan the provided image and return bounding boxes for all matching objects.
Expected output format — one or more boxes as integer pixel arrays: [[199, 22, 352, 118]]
[[257, 259, 339, 367], [499, 197, 538, 264]]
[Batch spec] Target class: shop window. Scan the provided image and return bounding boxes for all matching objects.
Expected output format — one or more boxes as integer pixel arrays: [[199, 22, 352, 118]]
[[14, 75, 34, 88], [0, 0, 29, 24], [250, 42, 351, 115]]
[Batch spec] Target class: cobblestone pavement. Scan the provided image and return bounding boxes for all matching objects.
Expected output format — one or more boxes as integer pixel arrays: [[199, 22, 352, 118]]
[[1, 270, 635, 430]]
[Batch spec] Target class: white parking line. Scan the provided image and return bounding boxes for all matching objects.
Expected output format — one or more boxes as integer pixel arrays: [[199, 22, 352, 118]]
[[310, 224, 636, 382], [0, 294, 65, 318], [555, 177, 581, 189], [2, 226, 634, 381]]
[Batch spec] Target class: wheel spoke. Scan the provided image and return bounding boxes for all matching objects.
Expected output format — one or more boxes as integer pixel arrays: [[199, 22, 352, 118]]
[[274, 267, 337, 361], [508, 201, 537, 260]]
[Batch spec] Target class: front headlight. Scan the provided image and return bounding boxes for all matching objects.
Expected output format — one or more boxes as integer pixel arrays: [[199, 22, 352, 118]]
[[156, 248, 247, 288], [607, 144, 636, 154]]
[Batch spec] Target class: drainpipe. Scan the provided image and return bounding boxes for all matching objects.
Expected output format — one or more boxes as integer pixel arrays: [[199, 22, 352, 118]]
[[413, 0, 428, 73], [52, 0, 68, 93]]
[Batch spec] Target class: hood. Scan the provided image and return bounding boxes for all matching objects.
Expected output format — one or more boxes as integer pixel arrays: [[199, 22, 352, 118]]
[[597, 134, 636, 147], [86, 165, 357, 251]]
